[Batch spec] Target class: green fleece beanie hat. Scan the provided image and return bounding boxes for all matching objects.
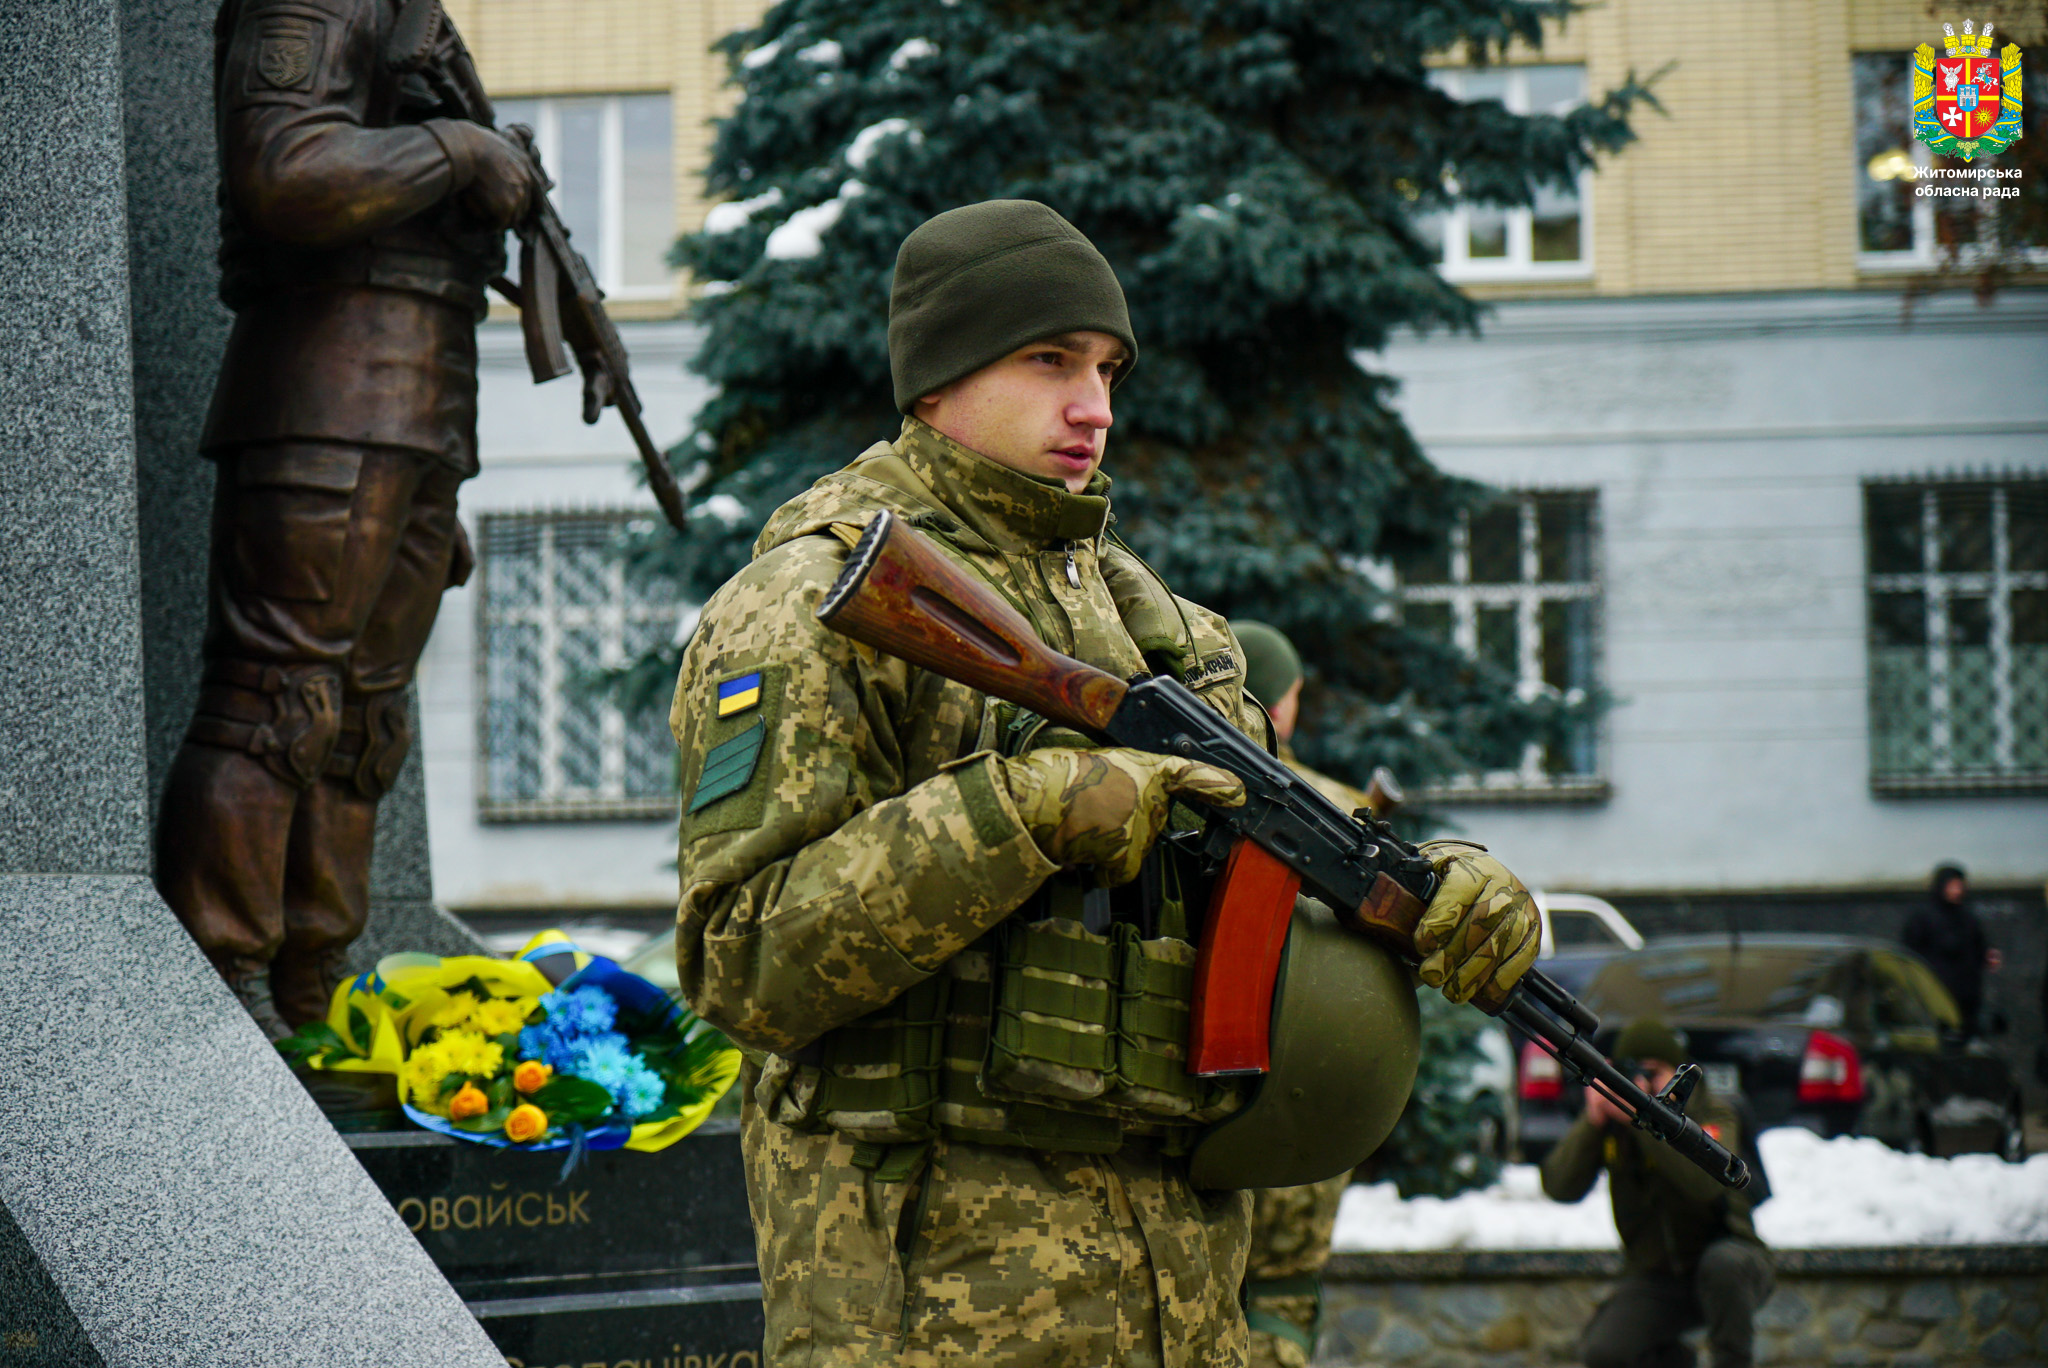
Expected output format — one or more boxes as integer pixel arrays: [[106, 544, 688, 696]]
[[1233, 620, 1303, 708], [889, 200, 1137, 413], [1613, 1018, 1689, 1067]]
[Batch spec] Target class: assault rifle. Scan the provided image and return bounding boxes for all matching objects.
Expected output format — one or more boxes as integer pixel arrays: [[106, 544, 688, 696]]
[[407, 10, 691, 532], [817, 510, 1750, 1191]]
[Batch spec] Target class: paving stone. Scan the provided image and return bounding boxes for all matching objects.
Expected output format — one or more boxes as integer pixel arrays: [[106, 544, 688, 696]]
[[1480, 1313, 1532, 1352], [1982, 1327, 2027, 1363], [1827, 1307, 1866, 1342], [1978, 1289, 2013, 1330], [2011, 1298, 2043, 1333], [1859, 1320, 1926, 1349], [1900, 1281, 1961, 1325], [1787, 1332, 1826, 1362], [1759, 1290, 1814, 1332], [1375, 1322, 1432, 1363]]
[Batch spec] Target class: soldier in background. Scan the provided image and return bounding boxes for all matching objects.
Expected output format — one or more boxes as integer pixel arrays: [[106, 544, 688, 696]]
[[1233, 619, 1372, 1368], [156, 0, 536, 1037], [1902, 862, 1989, 1036], [1542, 1019, 1773, 1368]]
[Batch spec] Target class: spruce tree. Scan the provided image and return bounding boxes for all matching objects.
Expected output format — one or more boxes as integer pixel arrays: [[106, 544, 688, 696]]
[[627, 0, 1646, 810]]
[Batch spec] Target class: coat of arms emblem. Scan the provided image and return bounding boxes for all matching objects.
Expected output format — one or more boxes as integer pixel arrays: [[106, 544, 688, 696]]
[[257, 34, 313, 90], [1914, 19, 2025, 160]]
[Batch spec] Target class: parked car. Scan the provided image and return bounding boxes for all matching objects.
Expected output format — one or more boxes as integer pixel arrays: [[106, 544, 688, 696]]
[[1512, 892, 1645, 1159], [1520, 934, 2026, 1163]]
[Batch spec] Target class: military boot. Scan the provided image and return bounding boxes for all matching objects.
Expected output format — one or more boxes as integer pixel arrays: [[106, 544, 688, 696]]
[[271, 944, 351, 1032], [217, 958, 293, 1042]]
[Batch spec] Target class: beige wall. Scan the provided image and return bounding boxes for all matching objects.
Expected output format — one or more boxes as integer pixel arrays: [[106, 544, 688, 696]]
[[1472, 0, 2045, 299], [449, 0, 2040, 309]]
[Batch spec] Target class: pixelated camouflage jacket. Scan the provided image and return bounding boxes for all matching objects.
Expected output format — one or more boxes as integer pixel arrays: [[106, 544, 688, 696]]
[[1541, 1088, 1763, 1276], [669, 416, 1264, 1064]]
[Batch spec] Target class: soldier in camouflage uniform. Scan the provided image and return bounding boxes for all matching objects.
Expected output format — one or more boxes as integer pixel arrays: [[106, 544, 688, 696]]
[[1542, 1019, 1774, 1368], [1232, 620, 1368, 1368], [670, 200, 1544, 1368]]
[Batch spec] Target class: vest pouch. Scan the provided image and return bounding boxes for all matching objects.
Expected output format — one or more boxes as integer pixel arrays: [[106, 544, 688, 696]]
[[811, 973, 951, 1144], [983, 915, 1119, 1105], [1103, 926, 1242, 1125]]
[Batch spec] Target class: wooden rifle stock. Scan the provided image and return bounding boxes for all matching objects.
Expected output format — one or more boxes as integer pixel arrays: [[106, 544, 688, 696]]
[[818, 511, 1130, 733]]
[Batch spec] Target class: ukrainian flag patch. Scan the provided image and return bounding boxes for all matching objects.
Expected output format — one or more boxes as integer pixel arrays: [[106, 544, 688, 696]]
[[716, 671, 764, 717]]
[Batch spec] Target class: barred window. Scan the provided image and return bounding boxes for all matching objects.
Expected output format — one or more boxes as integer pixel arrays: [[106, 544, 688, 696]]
[[1399, 491, 1605, 799], [479, 513, 681, 819], [1865, 476, 2048, 793]]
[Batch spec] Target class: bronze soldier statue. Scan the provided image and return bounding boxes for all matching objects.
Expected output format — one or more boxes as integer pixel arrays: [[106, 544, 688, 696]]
[[156, 0, 538, 1038]]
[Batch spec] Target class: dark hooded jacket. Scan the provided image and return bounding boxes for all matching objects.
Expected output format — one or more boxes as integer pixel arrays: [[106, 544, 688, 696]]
[[1899, 864, 1987, 1030]]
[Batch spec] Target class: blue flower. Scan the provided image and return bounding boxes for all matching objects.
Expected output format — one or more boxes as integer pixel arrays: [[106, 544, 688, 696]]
[[568, 1036, 668, 1119], [519, 986, 622, 1072]]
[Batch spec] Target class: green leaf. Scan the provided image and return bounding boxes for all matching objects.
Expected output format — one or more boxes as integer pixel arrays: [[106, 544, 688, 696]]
[[438, 1071, 471, 1099], [347, 1003, 374, 1051], [530, 1075, 615, 1125], [448, 1105, 515, 1134], [383, 992, 411, 1011], [487, 1075, 515, 1110], [276, 1021, 351, 1067]]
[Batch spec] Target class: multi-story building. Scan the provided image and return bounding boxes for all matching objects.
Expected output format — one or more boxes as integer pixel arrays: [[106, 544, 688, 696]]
[[419, 1, 2047, 1068]]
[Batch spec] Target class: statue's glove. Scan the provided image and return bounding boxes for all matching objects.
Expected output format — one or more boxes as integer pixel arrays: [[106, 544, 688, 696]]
[[1412, 840, 1541, 1005], [1000, 747, 1244, 888], [430, 120, 538, 229]]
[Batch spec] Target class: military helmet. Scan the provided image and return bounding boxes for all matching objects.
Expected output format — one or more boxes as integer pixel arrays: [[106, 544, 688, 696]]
[[1189, 897, 1420, 1190]]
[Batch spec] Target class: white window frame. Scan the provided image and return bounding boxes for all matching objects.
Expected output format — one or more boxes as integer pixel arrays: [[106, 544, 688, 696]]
[[497, 93, 675, 300], [1854, 55, 2048, 274], [477, 511, 681, 821], [1866, 477, 2048, 794], [1429, 66, 1595, 283], [1402, 491, 1608, 801]]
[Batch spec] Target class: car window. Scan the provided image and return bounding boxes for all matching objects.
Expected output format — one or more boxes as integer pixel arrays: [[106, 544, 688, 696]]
[[1887, 953, 1963, 1030], [1550, 909, 1622, 948], [1869, 953, 1937, 1029], [1586, 947, 1856, 1023]]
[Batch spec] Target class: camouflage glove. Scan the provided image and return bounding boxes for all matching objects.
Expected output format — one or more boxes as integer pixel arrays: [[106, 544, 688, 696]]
[[1412, 840, 1541, 1006], [1000, 747, 1245, 887]]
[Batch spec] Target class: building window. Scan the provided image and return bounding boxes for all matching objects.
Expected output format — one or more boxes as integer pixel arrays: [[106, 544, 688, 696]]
[[1854, 54, 2046, 269], [1422, 66, 1591, 281], [1399, 491, 1605, 798], [1865, 476, 2048, 794], [493, 93, 675, 297], [479, 513, 681, 819]]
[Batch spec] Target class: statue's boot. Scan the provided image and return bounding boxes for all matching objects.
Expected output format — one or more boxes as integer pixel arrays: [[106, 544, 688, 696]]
[[272, 776, 379, 1029], [156, 741, 302, 1035], [216, 957, 294, 1043]]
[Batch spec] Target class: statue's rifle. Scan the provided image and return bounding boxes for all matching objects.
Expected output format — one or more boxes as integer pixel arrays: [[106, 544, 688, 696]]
[[816, 510, 1753, 1191], [405, 8, 691, 532]]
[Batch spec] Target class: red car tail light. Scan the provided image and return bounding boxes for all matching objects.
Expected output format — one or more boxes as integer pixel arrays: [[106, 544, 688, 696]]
[[1519, 1040, 1562, 1101], [1797, 1029, 1864, 1104]]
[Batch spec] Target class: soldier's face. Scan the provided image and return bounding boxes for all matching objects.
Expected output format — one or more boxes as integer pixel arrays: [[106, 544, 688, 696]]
[[916, 331, 1126, 492]]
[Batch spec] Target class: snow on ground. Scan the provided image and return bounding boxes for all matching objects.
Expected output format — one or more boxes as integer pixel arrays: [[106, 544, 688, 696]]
[[1334, 1126, 2048, 1251]]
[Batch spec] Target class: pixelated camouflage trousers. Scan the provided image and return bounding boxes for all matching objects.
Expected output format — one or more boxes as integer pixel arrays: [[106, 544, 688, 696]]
[[1243, 1175, 1348, 1368], [742, 1101, 1252, 1367]]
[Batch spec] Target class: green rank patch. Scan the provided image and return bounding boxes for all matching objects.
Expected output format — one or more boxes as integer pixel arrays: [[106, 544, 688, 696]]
[[689, 720, 765, 814]]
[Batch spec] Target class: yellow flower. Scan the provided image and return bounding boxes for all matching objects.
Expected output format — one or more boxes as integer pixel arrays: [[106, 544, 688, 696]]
[[447, 1082, 488, 1120], [505, 1104, 548, 1143], [430, 992, 480, 1031], [471, 996, 536, 1037], [513, 1060, 552, 1095], [401, 1030, 505, 1114]]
